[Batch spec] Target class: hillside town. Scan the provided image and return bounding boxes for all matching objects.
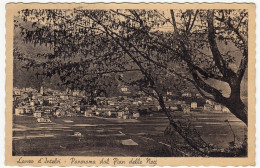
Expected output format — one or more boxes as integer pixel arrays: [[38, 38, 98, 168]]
[[13, 85, 231, 123]]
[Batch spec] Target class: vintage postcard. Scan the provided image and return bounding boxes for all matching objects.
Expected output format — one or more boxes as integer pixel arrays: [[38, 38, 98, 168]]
[[5, 3, 255, 166]]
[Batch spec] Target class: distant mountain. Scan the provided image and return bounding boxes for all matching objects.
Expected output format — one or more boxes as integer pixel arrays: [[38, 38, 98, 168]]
[[13, 24, 60, 91], [13, 22, 247, 101]]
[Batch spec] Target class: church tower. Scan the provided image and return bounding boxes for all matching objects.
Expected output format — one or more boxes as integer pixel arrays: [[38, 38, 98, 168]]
[[40, 86, 44, 95]]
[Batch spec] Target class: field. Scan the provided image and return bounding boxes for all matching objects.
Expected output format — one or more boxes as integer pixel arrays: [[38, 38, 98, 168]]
[[13, 111, 247, 156]]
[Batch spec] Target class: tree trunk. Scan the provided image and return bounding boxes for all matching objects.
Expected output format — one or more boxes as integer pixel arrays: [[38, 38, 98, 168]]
[[226, 99, 248, 126], [157, 94, 209, 156], [224, 80, 248, 126]]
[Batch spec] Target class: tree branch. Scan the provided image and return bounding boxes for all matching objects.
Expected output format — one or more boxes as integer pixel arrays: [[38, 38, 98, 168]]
[[207, 10, 236, 79], [214, 10, 248, 82], [154, 39, 227, 82], [193, 83, 216, 102], [110, 9, 139, 23], [215, 13, 248, 45], [237, 47, 248, 81], [170, 9, 178, 33], [187, 10, 199, 33], [191, 70, 227, 104]]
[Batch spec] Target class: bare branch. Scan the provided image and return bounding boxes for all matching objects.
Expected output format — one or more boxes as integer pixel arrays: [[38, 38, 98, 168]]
[[170, 9, 178, 33], [187, 10, 199, 33], [110, 9, 139, 23], [237, 47, 248, 81], [226, 17, 247, 45]]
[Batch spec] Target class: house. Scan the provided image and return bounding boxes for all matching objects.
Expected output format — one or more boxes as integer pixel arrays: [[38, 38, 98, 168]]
[[196, 93, 202, 98], [96, 99, 108, 106], [182, 104, 191, 113], [75, 106, 81, 112], [107, 101, 115, 106], [157, 105, 162, 111], [14, 107, 24, 115], [204, 104, 213, 110], [169, 106, 178, 111], [124, 106, 129, 111], [30, 101, 35, 106], [54, 109, 65, 117], [37, 117, 51, 123], [206, 99, 215, 105], [177, 100, 185, 104], [24, 106, 34, 114], [72, 90, 80, 97], [121, 87, 128, 92], [74, 132, 82, 137], [39, 99, 44, 105], [183, 107, 190, 113], [133, 112, 140, 119], [13, 89, 21, 96], [47, 96, 57, 105], [40, 86, 44, 95], [91, 105, 97, 111], [95, 111, 100, 116], [123, 115, 129, 120], [214, 104, 222, 111], [42, 107, 52, 116], [132, 101, 139, 106], [137, 91, 145, 96], [20, 93, 29, 99], [59, 102, 66, 106], [167, 91, 173, 96], [24, 108, 31, 114], [182, 93, 192, 97], [26, 87, 37, 92], [191, 102, 197, 109], [107, 111, 112, 117], [31, 95, 37, 100], [222, 106, 230, 113], [85, 110, 93, 117], [60, 95, 69, 100], [34, 111, 42, 118], [146, 97, 153, 102], [117, 111, 124, 118], [66, 88, 71, 94], [65, 112, 72, 117]]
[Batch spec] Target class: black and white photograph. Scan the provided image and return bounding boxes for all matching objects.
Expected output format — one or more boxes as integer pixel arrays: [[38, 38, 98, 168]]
[[4, 3, 256, 166]]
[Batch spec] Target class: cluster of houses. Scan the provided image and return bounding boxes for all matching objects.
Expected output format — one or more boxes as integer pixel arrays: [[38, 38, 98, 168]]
[[13, 86, 84, 122], [13, 86, 231, 123], [13, 86, 146, 122], [83, 96, 154, 119], [203, 100, 230, 113]]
